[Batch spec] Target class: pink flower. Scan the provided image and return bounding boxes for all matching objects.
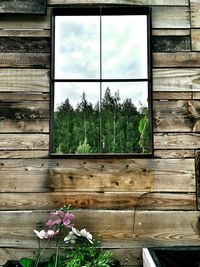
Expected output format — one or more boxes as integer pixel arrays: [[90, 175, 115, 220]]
[[46, 210, 75, 229]]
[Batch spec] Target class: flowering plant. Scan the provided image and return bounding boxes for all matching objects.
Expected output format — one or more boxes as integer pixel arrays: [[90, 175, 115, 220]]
[[19, 206, 118, 267]]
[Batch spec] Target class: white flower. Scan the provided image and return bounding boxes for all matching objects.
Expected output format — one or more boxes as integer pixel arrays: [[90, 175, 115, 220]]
[[64, 231, 77, 244], [34, 230, 47, 239], [71, 227, 93, 244]]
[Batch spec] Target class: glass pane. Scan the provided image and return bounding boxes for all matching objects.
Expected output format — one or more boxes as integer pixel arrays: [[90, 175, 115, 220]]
[[53, 82, 101, 154], [102, 15, 148, 79], [55, 16, 100, 79], [101, 82, 150, 153]]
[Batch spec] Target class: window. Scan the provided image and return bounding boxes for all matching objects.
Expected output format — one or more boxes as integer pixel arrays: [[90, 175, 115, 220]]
[[50, 6, 152, 157]]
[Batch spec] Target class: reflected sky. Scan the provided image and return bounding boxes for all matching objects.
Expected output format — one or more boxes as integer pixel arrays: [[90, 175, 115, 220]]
[[55, 14, 147, 79], [54, 82, 148, 111]]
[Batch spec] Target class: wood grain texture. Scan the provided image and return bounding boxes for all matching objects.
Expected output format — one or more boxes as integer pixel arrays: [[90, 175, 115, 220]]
[[0, 134, 49, 150], [152, 36, 190, 52], [154, 149, 195, 158], [152, 7, 190, 29], [0, 69, 49, 92], [48, 0, 189, 5], [153, 92, 192, 100], [0, 120, 49, 133], [153, 68, 200, 91], [0, 158, 195, 192], [0, 192, 196, 210], [153, 100, 200, 132], [0, 30, 50, 37], [0, 150, 49, 159], [191, 0, 200, 28], [0, 210, 199, 247], [153, 53, 200, 67], [154, 133, 200, 149], [0, 37, 50, 53], [0, 0, 47, 14], [191, 29, 200, 51], [0, 53, 49, 68]]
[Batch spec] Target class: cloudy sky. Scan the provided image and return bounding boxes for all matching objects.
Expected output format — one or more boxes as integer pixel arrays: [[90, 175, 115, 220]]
[[54, 14, 148, 111]]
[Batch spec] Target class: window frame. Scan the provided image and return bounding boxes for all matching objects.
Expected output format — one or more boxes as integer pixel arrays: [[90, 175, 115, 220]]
[[50, 5, 153, 158]]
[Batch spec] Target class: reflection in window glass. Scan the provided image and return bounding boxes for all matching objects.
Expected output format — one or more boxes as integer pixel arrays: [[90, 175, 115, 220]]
[[52, 7, 152, 155], [55, 16, 100, 79], [102, 16, 148, 79]]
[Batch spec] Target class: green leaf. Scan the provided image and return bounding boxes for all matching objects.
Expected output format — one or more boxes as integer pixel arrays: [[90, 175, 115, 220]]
[[20, 258, 34, 267]]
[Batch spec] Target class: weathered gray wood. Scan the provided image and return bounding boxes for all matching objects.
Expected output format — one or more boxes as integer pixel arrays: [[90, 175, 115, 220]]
[[153, 29, 190, 36], [191, 29, 200, 51], [0, 120, 49, 133], [0, 159, 195, 192], [0, 37, 50, 53], [153, 92, 192, 100], [0, 92, 49, 101], [0, 150, 49, 159], [154, 149, 195, 159], [0, 192, 195, 210], [0, 134, 49, 150], [0, 30, 50, 37], [154, 133, 200, 149], [153, 36, 190, 52], [191, 0, 200, 28], [0, 53, 49, 68], [48, 0, 189, 5], [193, 92, 200, 99], [0, 0, 47, 14], [153, 52, 200, 67], [153, 68, 200, 91], [153, 100, 200, 132], [0, 210, 199, 247], [0, 69, 49, 92], [152, 7, 190, 29]]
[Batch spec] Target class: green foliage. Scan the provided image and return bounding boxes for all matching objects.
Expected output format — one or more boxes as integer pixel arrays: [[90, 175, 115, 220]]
[[63, 242, 116, 267], [53, 88, 150, 154], [20, 258, 34, 267], [75, 138, 92, 154]]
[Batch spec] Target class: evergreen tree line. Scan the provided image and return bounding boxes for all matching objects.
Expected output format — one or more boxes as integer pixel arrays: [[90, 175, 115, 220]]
[[53, 87, 150, 154]]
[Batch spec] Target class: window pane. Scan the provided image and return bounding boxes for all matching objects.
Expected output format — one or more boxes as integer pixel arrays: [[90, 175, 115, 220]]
[[101, 82, 150, 153], [102, 15, 148, 79], [55, 16, 100, 79], [53, 82, 101, 154]]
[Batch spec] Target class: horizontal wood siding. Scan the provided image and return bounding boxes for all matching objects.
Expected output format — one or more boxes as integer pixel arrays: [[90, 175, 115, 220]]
[[0, 1, 200, 267]]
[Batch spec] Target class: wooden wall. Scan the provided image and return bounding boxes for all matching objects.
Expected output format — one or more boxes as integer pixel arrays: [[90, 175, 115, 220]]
[[1, 0, 200, 266]]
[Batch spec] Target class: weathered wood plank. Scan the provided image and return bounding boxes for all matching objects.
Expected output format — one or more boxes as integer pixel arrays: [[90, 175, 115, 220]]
[[0, 192, 196, 210], [152, 36, 190, 52], [0, 150, 49, 159], [0, 0, 47, 14], [0, 159, 195, 192], [154, 149, 195, 158], [0, 120, 49, 133], [0, 11, 50, 30], [154, 133, 200, 149], [195, 151, 200, 210], [152, 29, 190, 36], [0, 30, 50, 37], [193, 92, 200, 99], [0, 210, 198, 247], [191, 29, 200, 51], [0, 92, 49, 101], [0, 134, 49, 150], [152, 7, 190, 29], [0, 53, 49, 68], [0, 100, 49, 119], [0, 37, 50, 53], [191, 0, 200, 28], [0, 69, 49, 92], [153, 53, 200, 67], [153, 100, 200, 132], [48, 0, 189, 6], [153, 92, 192, 100], [153, 68, 200, 91]]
